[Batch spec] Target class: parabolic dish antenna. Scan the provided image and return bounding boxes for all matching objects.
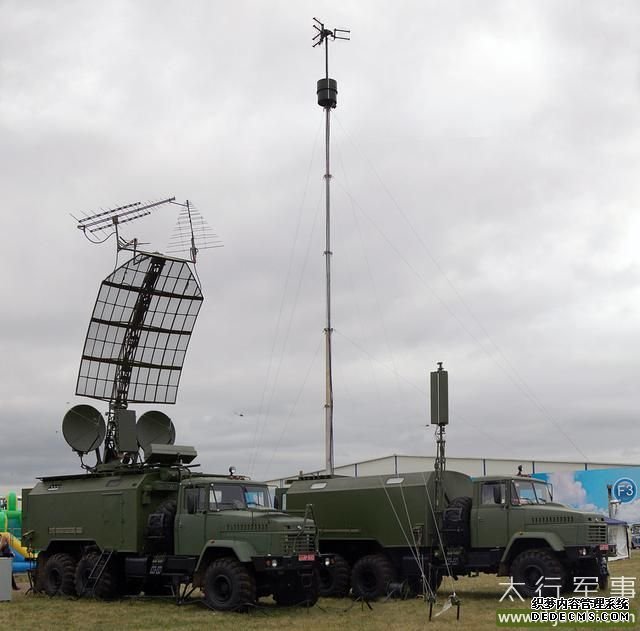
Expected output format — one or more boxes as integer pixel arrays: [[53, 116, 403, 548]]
[[137, 410, 176, 453], [62, 405, 107, 453]]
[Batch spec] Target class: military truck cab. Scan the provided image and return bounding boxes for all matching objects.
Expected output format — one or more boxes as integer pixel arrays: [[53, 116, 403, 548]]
[[448, 475, 610, 595], [467, 476, 558, 557], [170, 474, 324, 604]]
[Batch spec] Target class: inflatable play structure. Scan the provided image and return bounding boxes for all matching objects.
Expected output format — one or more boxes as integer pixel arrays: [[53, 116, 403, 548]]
[[0, 492, 35, 573]]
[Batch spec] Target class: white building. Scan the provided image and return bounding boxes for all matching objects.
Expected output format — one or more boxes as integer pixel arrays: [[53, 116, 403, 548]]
[[266, 454, 638, 487]]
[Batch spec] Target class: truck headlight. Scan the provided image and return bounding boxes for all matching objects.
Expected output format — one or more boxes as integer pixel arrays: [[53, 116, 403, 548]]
[[324, 557, 332, 566]]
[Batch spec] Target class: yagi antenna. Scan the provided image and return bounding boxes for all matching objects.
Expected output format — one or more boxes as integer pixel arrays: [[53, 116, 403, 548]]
[[312, 18, 350, 49], [167, 199, 223, 264], [73, 197, 176, 253]]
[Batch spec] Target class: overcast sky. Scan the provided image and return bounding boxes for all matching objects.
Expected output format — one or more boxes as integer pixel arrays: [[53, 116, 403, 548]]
[[2, 1, 640, 495]]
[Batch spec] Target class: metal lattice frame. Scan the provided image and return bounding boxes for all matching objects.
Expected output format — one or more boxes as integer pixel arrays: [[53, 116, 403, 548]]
[[76, 253, 203, 405]]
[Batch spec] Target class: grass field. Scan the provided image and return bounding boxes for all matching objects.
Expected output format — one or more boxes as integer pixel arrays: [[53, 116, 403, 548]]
[[3, 553, 639, 630]]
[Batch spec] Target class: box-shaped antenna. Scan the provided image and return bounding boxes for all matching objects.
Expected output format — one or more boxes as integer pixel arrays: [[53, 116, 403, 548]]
[[430, 363, 449, 425]]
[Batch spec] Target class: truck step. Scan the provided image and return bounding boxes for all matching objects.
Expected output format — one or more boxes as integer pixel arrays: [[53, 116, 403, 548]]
[[86, 549, 114, 592]]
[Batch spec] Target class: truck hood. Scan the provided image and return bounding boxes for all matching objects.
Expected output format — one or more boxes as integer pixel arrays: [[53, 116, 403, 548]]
[[522, 503, 607, 525], [216, 509, 315, 532]]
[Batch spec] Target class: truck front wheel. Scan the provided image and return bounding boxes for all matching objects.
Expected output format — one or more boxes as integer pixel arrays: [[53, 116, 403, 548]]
[[511, 548, 566, 597], [42, 552, 77, 597], [568, 558, 608, 592], [203, 557, 256, 612], [351, 554, 396, 601]]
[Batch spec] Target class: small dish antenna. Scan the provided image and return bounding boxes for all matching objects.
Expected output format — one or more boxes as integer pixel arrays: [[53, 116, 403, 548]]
[[136, 411, 176, 454], [62, 405, 107, 454]]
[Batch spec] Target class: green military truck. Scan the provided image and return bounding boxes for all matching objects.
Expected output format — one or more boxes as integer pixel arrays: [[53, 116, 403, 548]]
[[23, 451, 329, 611], [284, 364, 611, 601], [284, 469, 611, 600]]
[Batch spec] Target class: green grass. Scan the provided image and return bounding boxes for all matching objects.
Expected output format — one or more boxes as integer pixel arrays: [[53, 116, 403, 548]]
[[3, 553, 640, 630]]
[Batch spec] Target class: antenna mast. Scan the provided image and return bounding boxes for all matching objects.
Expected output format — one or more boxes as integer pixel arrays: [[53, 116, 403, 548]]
[[312, 17, 350, 476], [430, 362, 449, 521]]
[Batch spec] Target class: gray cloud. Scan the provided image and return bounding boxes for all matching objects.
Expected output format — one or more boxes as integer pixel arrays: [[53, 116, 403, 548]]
[[2, 1, 640, 495]]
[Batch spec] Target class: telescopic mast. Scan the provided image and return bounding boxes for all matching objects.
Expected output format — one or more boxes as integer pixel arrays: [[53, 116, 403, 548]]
[[312, 18, 350, 476]]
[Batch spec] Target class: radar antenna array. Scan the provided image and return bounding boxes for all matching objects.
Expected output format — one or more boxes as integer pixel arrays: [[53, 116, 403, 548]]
[[73, 252, 203, 463], [64, 193, 215, 468]]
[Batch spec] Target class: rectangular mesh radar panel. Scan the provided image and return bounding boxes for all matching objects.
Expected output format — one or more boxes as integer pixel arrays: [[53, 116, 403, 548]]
[[76, 253, 203, 404]]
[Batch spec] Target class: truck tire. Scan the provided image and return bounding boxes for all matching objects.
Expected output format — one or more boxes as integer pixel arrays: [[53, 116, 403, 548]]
[[203, 557, 256, 612], [146, 499, 177, 553], [274, 570, 319, 607], [32, 553, 49, 593], [571, 558, 608, 592], [598, 573, 609, 590], [351, 554, 396, 601], [443, 496, 472, 548], [511, 548, 566, 597], [75, 552, 118, 600], [318, 554, 350, 597], [42, 552, 77, 597]]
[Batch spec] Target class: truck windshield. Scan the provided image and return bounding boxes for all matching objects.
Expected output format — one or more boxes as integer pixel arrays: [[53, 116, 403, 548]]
[[512, 480, 553, 505], [209, 483, 272, 510], [533, 481, 553, 503], [244, 485, 271, 508]]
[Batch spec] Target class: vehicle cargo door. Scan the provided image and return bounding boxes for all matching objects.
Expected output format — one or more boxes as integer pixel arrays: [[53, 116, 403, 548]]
[[102, 493, 124, 548]]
